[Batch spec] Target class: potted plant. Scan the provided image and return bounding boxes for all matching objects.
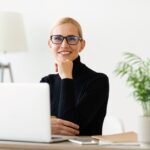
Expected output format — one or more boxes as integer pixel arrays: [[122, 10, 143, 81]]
[[114, 52, 150, 145]]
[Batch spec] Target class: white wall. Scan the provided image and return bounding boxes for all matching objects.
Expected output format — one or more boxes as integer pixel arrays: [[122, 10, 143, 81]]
[[0, 0, 150, 133]]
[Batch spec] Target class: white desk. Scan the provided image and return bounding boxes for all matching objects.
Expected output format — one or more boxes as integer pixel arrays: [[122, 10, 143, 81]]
[[0, 140, 149, 150]]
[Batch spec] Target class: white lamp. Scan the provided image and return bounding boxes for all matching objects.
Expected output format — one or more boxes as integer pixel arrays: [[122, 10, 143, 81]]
[[0, 11, 27, 82]]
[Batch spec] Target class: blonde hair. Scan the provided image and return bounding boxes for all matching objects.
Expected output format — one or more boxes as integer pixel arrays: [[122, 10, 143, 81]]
[[50, 17, 83, 39]]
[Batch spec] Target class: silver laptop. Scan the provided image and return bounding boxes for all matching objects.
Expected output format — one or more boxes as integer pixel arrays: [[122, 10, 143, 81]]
[[0, 83, 67, 143]]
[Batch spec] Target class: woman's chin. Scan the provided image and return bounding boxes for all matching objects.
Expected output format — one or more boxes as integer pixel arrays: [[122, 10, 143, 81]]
[[57, 54, 72, 61]]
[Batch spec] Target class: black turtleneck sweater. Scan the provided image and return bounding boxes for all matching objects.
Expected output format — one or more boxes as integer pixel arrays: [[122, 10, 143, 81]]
[[40, 56, 109, 135]]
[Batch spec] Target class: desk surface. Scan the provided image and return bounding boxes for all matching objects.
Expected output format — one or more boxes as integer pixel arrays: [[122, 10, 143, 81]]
[[0, 140, 149, 150]]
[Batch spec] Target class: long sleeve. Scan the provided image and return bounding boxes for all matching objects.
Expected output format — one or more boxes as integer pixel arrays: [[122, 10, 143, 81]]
[[57, 74, 109, 135], [58, 79, 76, 121], [40, 56, 109, 135]]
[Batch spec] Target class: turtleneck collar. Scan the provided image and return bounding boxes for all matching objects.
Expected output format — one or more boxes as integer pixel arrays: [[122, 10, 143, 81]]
[[73, 55, 85, 77]]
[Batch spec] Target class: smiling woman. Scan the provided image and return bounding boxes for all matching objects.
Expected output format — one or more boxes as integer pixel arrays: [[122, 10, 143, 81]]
[[40, 17, 109, 136], [48, 18, 85, 63]]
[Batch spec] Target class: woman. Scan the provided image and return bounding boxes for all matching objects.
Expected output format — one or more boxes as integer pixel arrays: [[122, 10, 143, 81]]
[[41, 17, 109, 136]]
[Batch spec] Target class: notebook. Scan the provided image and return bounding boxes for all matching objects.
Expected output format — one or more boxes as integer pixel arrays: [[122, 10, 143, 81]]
[[0, 83, 67, 143], [92, 131, 137, 142]]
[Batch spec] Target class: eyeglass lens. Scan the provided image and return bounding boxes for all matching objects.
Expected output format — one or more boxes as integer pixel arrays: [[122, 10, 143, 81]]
[[51, 35, 81, 45]]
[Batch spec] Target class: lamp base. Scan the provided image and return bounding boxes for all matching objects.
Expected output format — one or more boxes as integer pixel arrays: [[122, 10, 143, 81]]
[[0, 62, 14, 82]]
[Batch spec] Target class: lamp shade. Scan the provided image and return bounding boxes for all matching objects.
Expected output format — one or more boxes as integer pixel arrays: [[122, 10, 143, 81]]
[[0, 12, 27, 53]]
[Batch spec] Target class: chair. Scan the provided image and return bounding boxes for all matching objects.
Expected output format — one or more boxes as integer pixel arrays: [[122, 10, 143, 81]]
[[102, 116, 125, 135]]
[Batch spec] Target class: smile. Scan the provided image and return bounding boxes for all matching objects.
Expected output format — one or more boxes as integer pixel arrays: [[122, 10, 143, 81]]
[[58, 51, 72, 55]]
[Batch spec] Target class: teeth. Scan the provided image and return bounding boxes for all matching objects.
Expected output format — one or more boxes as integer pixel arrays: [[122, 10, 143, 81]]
[[60, 51, 71, 55]]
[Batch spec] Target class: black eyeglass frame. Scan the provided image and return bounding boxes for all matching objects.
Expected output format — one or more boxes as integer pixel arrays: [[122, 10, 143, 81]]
[[50, 35, 82, 45]]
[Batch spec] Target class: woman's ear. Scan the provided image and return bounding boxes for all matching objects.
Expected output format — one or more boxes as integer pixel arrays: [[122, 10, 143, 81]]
[[48, 39, 52, 48], [79, 40, 86, 52]]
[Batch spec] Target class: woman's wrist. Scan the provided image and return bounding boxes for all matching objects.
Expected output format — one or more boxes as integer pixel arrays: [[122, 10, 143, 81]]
[[61, 74, 73, 79]]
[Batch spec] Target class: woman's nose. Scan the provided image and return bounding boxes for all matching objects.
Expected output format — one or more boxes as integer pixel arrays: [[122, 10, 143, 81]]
[[61, 39, 69, 47]]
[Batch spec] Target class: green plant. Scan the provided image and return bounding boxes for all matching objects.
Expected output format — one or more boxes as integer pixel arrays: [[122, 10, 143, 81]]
[[114, 52, 150, 116]]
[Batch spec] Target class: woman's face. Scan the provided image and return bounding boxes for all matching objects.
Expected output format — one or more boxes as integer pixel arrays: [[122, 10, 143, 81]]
[[48, 23, 85, 61]]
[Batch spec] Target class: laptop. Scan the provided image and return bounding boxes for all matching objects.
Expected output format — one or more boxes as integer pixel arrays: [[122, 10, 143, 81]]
[[0, 83, 67, 143]]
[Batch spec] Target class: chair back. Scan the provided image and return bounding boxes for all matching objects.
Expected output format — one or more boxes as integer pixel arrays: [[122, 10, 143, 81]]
[[102, 116, 125, 135]]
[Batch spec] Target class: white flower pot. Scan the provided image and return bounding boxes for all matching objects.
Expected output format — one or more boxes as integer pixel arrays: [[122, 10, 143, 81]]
[[138, 116, 150, 147]]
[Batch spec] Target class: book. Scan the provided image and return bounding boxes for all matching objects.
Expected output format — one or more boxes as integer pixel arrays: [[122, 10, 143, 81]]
[[92, 131, 137, 143]]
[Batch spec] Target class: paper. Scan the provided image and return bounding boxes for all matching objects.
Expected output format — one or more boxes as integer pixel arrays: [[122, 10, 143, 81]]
[[99, 141, 140, 146]]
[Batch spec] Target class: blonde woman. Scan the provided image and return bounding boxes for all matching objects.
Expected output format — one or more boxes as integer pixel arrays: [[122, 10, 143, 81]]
[[41, 17, 109, 136]]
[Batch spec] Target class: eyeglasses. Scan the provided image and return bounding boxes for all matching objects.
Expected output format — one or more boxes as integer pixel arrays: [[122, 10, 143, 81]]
[[50, 35, 82, 45]]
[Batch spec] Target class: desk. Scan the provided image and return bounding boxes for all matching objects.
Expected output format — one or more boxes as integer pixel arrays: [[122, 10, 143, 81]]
[[0, 141, 149, 150]]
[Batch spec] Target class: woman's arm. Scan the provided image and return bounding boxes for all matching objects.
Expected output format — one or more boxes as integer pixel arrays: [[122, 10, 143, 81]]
[[58, 74, 109, 135]]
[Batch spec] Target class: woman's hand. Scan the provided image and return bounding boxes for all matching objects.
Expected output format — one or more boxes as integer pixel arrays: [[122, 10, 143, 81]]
[[51, 116, 79, 136], [55, 59, 73, 79]]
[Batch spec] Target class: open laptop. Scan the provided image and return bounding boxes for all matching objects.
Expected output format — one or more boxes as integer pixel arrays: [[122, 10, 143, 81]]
[[0, 83, 67, 143]]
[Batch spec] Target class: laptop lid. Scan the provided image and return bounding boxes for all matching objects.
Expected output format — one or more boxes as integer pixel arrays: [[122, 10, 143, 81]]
[[0, 83, 51, 143]]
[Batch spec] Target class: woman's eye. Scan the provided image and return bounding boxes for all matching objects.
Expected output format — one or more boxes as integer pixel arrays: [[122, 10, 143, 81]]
[[68, 37, 77, 41], [54, 37, 62, 41]]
